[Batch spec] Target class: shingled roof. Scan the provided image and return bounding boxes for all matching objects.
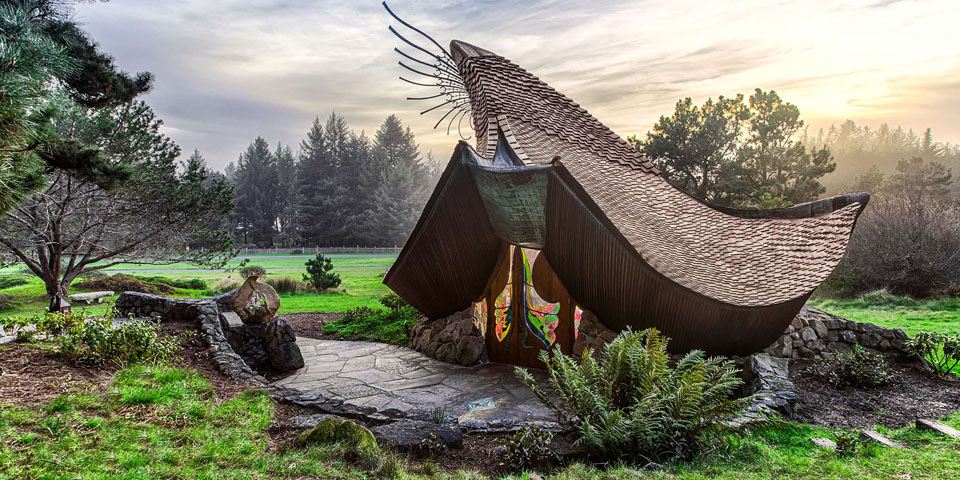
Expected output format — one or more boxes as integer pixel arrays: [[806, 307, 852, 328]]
[[451, 40, 866, 308], [384, 39, 869, 355]]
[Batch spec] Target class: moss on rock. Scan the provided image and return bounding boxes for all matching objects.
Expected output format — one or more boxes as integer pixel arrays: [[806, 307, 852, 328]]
[[295, 418, 377, 449]]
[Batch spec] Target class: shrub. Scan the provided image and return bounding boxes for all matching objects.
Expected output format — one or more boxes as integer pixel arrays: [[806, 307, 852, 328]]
[[858, 289, 919, 308], [143, 276, 207, 290], [497, 425, 556, 473], [265, 277, 311, 295], [834, 429, 865, 457], [303, 254, 341, 291], [846, 198, 960, 297], [0, 274, 30, 290], [74, 274, 174, 295], [240, 265, 267, 279], [819, 345, 890, 387], [379, 292, 409, 311], [814, 263, 860, 299], [906, 331, 960, 376], [515, 328, 751, 461], [209, 278, 241, 294], [322, 304, 419, 345], [59, 311, 179, 367]]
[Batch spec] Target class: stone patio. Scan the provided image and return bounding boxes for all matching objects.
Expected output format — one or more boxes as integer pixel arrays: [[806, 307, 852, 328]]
[[271, 337, 557, 431]]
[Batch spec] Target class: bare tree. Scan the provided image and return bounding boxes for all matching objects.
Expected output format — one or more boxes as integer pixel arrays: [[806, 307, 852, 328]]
[[0, 100, 235, 300]]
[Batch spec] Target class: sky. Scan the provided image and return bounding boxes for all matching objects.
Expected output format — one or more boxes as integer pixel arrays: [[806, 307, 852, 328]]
[[73, 0, 960, 171]]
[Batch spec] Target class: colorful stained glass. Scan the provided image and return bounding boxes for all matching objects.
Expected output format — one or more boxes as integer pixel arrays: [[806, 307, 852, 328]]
[[493, 247, 513, 343], [574, 306, 583, 339], [473, 299, 487, 335], [520, 248, 560, 349]]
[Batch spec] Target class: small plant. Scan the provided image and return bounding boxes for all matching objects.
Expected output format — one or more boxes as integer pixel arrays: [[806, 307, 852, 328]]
[[240, 265, 267, 279], [303, 254, 341, 291], [59, 310, 179, 367], [431, 406, 447, 425], [820, 345, 890, 387], [497, 425, 556, 473], [379, 292, 408, 311], [322, 304, 419, 345], [515, 328, 751, 461], [907, 331, 960, 376], [834, 429, 864, 457]]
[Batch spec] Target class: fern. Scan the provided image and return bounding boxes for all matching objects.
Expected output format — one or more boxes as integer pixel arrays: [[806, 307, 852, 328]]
[[515, 328, 752, 461]]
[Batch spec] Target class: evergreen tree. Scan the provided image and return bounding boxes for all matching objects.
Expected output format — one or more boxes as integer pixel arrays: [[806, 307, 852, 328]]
[[362, 115, 432, 246], [297, 117, 333, 246], [233, 138, 278, 246], [274, 142, 299, 246]]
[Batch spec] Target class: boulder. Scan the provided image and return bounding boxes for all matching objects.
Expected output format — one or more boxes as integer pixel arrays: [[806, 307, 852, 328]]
[[296, 418, 377, 449], [370, 419, 463, 452]]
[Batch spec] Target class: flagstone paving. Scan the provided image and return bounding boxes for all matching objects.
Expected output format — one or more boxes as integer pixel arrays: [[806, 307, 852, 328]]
[[271, 337, 557, 430]]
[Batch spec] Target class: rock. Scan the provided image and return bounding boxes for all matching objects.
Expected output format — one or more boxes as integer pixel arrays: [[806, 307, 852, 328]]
[[839, 330, 858, 344], [747, 353, 798, 415], [859, 332, 882, 348], [455, 337, 484, 366], [262, 318, 304, 371], [289, 413, 345, 429], [859, 430, 904, 449], [370, 419, 463, 452], [810, 437, 837, 450], [799, 327, 818, 342], [296, 418, 377, 449], [231, 276, 280, 325], [809, 319, 828, 338], [434, 343, 455, 363]]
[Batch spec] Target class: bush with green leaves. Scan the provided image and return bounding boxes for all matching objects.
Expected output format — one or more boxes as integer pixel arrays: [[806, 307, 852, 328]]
[[303, 254, 341, 291], [819, 345, 890, 387], [240, 265, 267, 279], [906, 331, 960, 376], [59, 311, 179, 367], [515, 328, 751, 461], [379, 292, 409, 311], [322, 298, 419, 345], [497, 425, 556, 473], [834, 429, 865, 457], [2, 310, 87, 341]]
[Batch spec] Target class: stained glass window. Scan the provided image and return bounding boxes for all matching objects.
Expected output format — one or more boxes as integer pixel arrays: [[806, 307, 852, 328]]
[[493, 246, 513, 343], [520, 248, 560, 349], [574, 306, 583, 339], [473, 299, 487, 335]]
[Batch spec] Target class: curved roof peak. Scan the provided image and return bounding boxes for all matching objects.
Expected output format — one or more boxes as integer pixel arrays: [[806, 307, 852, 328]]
[[450, 40, 495, 63]]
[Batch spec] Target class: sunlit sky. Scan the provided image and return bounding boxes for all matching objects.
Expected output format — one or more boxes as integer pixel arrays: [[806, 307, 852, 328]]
[[74, 0, 960, 171]]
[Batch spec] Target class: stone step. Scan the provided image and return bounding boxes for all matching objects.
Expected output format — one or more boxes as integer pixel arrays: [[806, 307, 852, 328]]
[[916, 419, 960, 439], [810, 437, 837, 450], [860, 430, 904, 449]]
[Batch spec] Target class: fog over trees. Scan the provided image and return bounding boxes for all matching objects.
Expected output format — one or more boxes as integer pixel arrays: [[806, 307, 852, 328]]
[[225, 113, 438, 248]]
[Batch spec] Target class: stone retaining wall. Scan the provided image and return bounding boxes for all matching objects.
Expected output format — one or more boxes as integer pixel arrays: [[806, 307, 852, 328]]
[[408, 307, 486, 366], [115, 292, 267, 385], [764, 305, 910, 359]]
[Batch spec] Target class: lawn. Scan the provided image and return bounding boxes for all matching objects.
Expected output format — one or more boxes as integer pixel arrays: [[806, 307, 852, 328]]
[[0, 255, 395, 318], [2, 358, 960, 479], [811, 295, 960, 336]]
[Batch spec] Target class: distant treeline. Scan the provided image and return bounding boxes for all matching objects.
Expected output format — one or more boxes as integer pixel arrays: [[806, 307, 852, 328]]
[[223, 113, 440, 248], [806, 121, 960, 195]]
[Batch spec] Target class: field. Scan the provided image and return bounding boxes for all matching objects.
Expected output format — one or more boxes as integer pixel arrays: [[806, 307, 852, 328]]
[[2, 254, 960, 340], [0, 254, 396, 318]]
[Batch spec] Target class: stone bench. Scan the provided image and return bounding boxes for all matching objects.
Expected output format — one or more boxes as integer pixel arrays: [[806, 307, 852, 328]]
[[68, 291, 115, 304]]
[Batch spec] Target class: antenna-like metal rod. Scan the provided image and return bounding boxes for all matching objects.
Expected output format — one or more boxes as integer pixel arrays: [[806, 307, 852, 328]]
[[407, 93, 446, 101], [420, 98, 457, 115], [388, 26, 459, 74], [447, 108, 467, 135], [433, 101, 468, 129], [383, 1, 452, 58]]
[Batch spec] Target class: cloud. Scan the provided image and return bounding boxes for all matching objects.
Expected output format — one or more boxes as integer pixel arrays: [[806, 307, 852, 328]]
[[74, 0, 960, 169]]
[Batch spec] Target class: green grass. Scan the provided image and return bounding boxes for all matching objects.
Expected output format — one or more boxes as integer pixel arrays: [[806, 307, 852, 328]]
[[811, 295, 960, 336], [321, 305, 420, 345], [3, 356, 960, 479], [0, 257, 395, 318]]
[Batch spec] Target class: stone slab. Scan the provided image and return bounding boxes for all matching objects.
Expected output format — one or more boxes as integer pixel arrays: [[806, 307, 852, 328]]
[[268, 337, 556, 431], [916, 419, 960, 439], [860, 430, 904, 449]]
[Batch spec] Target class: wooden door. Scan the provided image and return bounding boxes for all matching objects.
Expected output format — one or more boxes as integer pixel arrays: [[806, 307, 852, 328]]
[[484, 245, 574, 367]]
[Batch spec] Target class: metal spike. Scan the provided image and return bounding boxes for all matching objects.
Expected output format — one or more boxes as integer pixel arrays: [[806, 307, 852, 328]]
[[420, 98, 457, 115], [388, 26, 459, 74], [383, 2, 453, 58], [406, 92, 446, 101]]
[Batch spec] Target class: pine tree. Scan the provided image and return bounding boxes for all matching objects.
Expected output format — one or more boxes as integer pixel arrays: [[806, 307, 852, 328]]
[[233, 137, 278, 246], [297, 117, 333, 246], [362, 115, 432, 246], [275, 143, 299, 246]]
